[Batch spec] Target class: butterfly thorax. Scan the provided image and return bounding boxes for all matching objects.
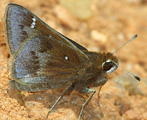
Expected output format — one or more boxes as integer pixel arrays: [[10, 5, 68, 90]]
[[77, 51, 119, 88]]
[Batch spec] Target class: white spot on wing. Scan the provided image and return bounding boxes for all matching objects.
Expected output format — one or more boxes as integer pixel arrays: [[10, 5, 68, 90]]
[[31, 17, 36, 28], [49, 35, 52, 38], [65, 56, 68, 60]]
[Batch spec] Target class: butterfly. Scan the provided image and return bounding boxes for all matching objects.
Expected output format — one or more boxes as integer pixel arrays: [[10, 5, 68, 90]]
[[4, 3, 140, 120]]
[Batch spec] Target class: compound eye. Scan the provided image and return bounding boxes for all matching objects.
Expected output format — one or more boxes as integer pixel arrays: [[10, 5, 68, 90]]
[[102, 60, 117, 74]]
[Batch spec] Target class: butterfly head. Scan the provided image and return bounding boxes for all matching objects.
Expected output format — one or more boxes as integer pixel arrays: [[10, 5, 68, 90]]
[[101, 52, 118, 74]]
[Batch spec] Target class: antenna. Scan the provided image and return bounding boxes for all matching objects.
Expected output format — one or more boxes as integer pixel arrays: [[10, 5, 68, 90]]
[[112, 61, 140, 81], [111, 34, 140, 81], [113, 34, 138, 54]]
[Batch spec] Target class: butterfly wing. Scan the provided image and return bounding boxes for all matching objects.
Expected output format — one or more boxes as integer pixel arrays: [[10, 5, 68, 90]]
[[4, 3, 87, 55], [10, 35, 89, 92], [5, 3, 90, 92]]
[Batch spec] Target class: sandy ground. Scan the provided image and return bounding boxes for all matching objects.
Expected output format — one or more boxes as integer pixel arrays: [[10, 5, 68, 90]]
[[0, 0, 147, 120]]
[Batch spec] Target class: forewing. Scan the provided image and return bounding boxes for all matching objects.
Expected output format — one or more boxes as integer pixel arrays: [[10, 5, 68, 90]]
[[4, 3, 87, 55]]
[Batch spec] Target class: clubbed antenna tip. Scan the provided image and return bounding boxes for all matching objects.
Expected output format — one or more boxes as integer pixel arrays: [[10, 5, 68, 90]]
[[134, 75, 140, 81]]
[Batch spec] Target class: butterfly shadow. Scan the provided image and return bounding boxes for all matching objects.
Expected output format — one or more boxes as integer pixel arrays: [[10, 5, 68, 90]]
[[8, 89, 104, 120]]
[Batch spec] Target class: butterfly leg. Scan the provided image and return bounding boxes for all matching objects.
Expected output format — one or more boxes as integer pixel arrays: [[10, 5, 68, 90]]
[[46, 83, 74, 118], [97, 86, 103, 108], [14, 89, 24, 106], [97, 86, 102, 99], [78, 88, 96, 120], [9, 80, 24, 106]]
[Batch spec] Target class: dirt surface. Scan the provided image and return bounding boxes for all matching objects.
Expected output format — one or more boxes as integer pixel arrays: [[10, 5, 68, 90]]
[[0, 0, 147, 120]]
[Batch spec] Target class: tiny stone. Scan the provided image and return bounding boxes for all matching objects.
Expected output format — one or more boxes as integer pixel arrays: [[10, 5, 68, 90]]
[[91, 30, 107, 43]]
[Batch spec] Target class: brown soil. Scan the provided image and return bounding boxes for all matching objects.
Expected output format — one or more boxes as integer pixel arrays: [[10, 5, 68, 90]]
[[0, 0, 147, 120]]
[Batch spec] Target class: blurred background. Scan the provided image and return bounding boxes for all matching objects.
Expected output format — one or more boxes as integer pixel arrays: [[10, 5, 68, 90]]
[[0, 0, 147, 120]]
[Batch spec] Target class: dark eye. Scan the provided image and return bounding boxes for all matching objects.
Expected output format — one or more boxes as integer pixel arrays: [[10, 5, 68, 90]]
[[103, 62, 113, 71], [102, 60, 117, 74]]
